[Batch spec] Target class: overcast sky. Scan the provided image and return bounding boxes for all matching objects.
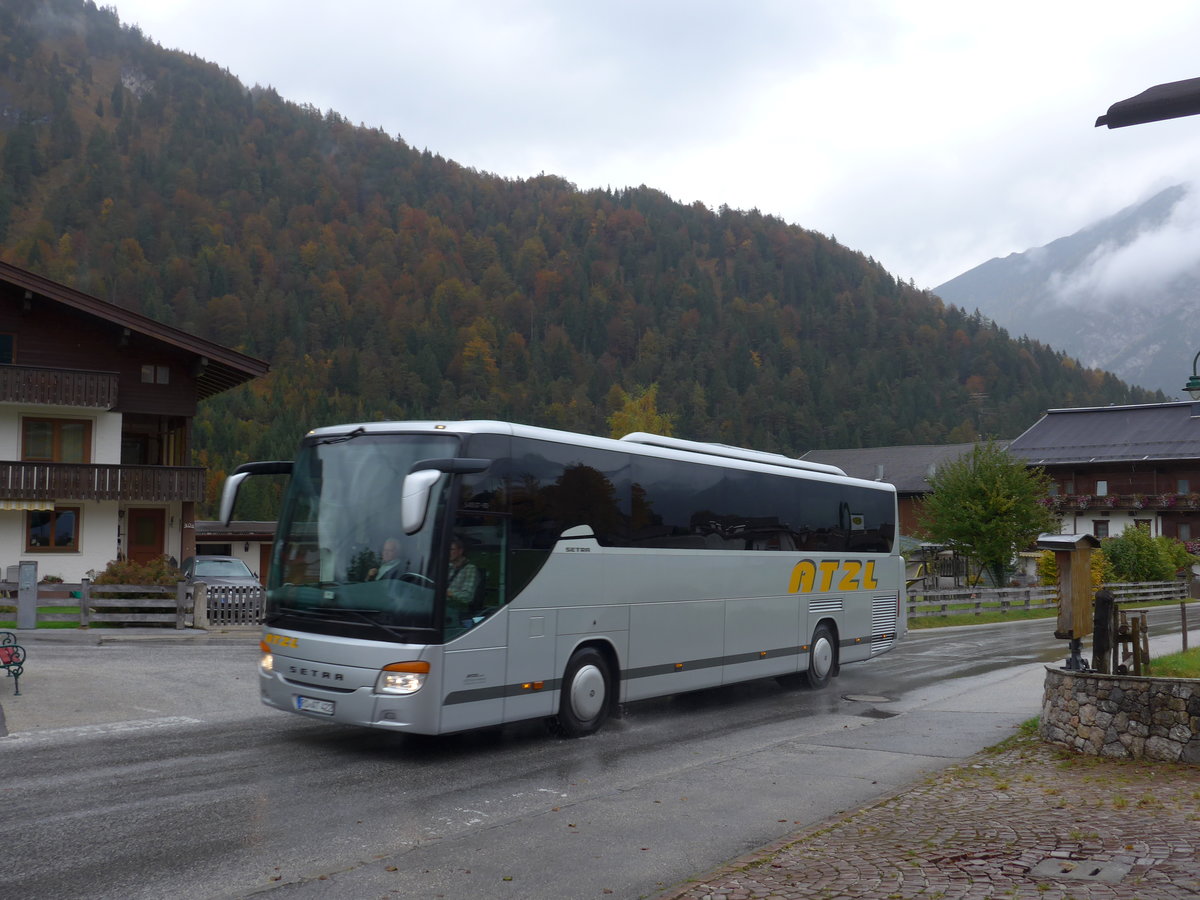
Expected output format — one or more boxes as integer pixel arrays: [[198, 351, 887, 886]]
[[110, 0, 1200, 289]]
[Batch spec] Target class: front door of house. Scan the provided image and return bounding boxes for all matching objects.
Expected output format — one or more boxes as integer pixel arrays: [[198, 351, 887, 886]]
[[128, 508, 166, 565]]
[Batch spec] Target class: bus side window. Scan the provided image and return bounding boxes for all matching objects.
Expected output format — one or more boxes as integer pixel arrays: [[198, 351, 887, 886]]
[[452, 515, 506, 614]]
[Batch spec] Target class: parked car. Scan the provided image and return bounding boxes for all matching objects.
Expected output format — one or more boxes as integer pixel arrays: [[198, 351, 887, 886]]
[[180, 556, 261, 589]]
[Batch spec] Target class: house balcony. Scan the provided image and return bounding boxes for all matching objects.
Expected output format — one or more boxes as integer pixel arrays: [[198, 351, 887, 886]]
[[0, 364, 119, 408], [1044, 493, 1200, 512], [0, 460, 205, 503]]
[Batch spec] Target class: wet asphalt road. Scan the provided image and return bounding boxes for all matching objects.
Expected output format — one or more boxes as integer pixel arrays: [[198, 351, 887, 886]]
[[1, 607, 1195, 900]]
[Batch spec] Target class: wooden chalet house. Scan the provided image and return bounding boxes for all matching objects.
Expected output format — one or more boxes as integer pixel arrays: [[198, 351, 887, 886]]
[[1006, 401, 1200, 546], [0, 260, 268, 581]]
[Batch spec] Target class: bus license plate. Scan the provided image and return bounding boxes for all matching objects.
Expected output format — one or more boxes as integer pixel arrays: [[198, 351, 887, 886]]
[[295, 696, 334, 716]]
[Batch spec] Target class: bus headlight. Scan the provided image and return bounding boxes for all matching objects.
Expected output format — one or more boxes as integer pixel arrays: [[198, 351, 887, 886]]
[[258, 639, 275, 673], [375, 661, 430, 695]]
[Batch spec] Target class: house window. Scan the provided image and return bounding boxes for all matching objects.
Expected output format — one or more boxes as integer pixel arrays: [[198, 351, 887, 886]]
[[26, 506, 80, 551], [1178, 479, 1190, 494], [22, 418, 92, 463], [1092, 520, 1109, 539], [1095, 480, 1108, 497], [141, 365, 170, 384], [1179, 523, 1192, 541], [0, 333, 13, 364], [1063, 480, 1075, 495]]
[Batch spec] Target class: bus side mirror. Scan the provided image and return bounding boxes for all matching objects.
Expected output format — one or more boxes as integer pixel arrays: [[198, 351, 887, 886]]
[[402, 469, 443, 535], [220, 461, 293, 525], [220, 472, 252, 526], [400, 458, 490, 535]]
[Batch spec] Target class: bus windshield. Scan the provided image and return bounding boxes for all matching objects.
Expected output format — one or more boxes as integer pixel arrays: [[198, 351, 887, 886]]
[[267, 432, 459, 639]]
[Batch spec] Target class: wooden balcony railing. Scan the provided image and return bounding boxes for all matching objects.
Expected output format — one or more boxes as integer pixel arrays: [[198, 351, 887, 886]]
[[0, 364, 119, 408], [0, 461, 205, 502], [1042, 493, 1200, 512]]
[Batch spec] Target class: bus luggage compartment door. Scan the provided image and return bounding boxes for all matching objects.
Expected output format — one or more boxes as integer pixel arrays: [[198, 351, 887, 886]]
[[504, 608, 557, 722]]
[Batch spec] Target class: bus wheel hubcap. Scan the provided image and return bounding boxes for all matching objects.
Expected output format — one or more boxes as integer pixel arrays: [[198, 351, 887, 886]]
[[570, 664, 605, 721], [811, 637, 833, 678]]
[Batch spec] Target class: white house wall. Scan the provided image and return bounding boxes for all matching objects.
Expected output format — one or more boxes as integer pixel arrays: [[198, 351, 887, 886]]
[[0, 406, 131, 581], [1060, 512, 1160, 539], [1, 501, 118, 581], [0, 406, 122, 462]]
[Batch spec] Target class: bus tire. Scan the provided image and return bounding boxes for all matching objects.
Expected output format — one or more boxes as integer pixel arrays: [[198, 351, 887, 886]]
[[552, 647, 612, 738], [803, 622, 837, 689]]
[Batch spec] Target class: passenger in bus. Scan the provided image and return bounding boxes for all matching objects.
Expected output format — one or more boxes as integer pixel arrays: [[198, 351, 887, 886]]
[[446, 536, 481, 620], [368, 537, 402, 580]]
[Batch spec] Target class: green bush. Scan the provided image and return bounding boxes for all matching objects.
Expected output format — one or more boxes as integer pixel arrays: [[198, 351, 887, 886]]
[[1100, 528, 1191, 583], [89, 555, 182, 587], [1155, 535, 1196, 574]]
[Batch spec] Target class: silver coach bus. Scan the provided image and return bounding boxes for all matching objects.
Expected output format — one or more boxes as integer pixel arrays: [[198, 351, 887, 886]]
[[221, 421, 905, 737]]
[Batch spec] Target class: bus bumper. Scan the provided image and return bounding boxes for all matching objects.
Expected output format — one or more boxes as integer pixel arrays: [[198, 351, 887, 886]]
[[259, 663, 441, 734]]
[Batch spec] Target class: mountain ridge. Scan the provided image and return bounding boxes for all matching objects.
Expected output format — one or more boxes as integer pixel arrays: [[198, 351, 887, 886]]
[[934, 184, 1198, 396]]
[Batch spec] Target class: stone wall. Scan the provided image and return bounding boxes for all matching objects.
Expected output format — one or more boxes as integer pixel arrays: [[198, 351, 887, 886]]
[[1041, 666, 1200, 763]]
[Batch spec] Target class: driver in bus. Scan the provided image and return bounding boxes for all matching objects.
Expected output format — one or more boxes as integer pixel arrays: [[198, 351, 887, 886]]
[[368, 537, 402, 580], [445, 536, 480, 622]]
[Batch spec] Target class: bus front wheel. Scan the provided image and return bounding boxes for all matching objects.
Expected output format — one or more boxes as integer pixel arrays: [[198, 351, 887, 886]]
[[804, 623, 837, 689], [552, 647, 612, 738]]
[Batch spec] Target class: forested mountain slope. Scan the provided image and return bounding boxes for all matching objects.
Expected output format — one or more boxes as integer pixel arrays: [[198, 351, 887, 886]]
[[0, 1, 1163, 513]]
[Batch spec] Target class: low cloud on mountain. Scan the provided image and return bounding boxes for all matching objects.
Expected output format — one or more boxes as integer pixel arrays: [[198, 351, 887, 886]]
[[1050, 180, 1200, 308]]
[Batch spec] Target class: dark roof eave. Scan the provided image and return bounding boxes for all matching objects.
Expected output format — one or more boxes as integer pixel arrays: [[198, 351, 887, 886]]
[[1011, 454, 1200, 465], [1096, 76, 1200, 128], [1, 260, 269, 395]]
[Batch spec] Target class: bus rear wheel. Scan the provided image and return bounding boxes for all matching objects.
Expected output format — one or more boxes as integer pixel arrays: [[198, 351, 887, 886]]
[[551, 647, 612, 738], [803, 623, 837, 689]]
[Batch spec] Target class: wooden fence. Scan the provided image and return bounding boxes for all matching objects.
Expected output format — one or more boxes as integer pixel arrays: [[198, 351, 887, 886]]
[[6, 578, 1190, 628], [0, 580, 265, 629], [906, 580, 1189, 619]]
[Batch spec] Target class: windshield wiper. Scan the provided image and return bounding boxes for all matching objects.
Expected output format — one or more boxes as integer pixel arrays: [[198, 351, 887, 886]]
[[316, 426, 367, 445], [274, 604, 434, 639]]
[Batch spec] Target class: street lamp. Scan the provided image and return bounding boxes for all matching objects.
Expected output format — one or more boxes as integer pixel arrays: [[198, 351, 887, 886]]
[[1185, 351, 1200, 400]]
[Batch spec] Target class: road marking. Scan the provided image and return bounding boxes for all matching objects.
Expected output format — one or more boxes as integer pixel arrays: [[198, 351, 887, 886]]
[[0, 716, 202, 744]]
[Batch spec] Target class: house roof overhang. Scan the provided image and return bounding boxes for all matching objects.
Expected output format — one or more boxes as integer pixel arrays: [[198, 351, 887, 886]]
[[1096, 76, 1200, 128], [0, 259, 268, 399]]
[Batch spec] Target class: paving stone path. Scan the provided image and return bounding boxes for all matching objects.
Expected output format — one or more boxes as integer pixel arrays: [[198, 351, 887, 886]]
[[656, 734, 1200, 900]]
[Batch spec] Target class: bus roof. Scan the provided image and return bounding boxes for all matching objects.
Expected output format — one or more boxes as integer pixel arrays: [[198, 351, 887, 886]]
[[618, 432, 846, 476], [303, 420, 886, 488]]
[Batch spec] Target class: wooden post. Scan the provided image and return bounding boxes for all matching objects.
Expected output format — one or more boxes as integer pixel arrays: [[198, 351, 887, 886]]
[[1038, 535, 1101, 670], [1140, 611, 1151, 674], [1051, 545, 1095, 640], [1183, 601, 1189, 652], [1092, 589, 1114, 674], [1130, 615, 1141, 676]]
